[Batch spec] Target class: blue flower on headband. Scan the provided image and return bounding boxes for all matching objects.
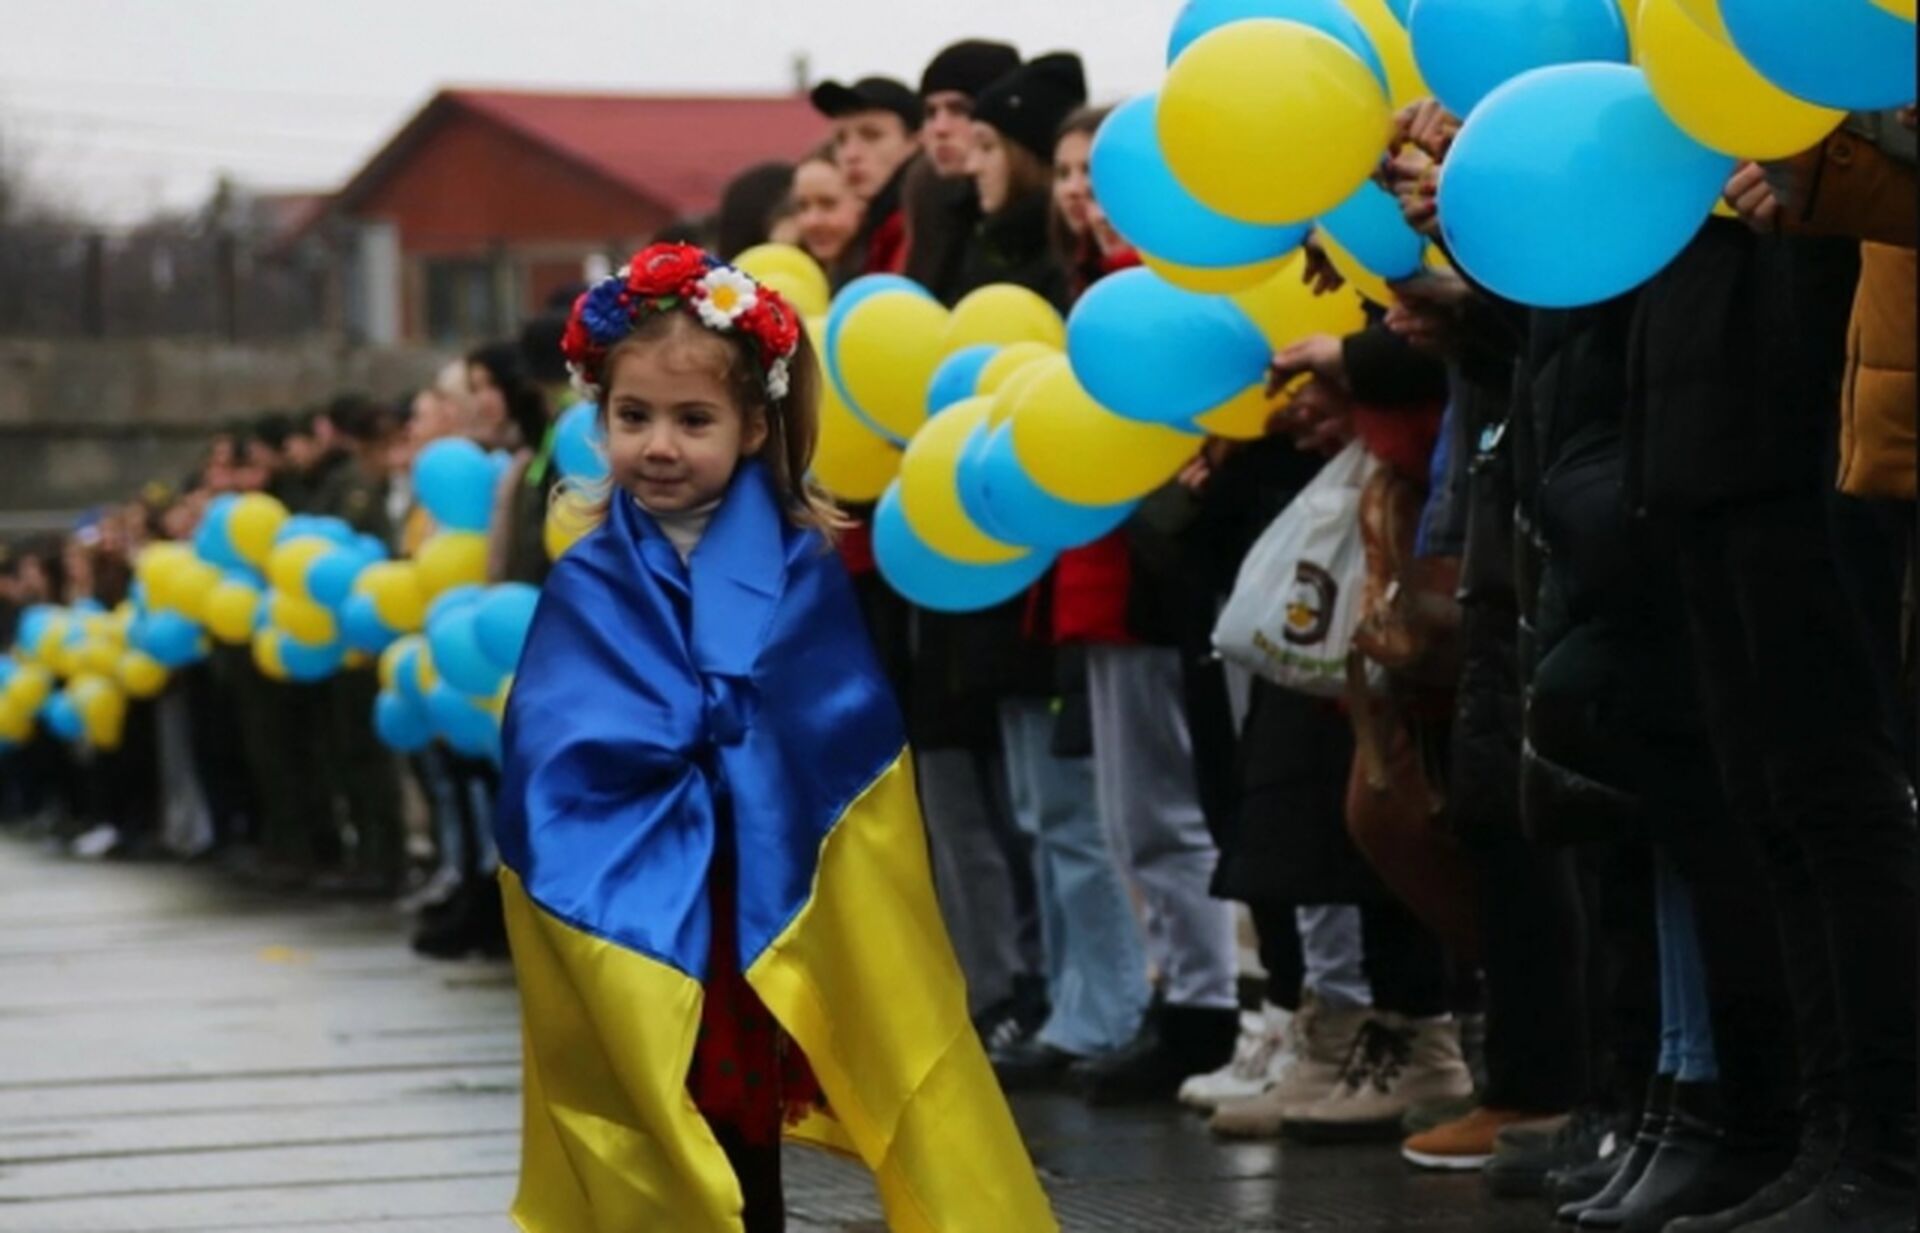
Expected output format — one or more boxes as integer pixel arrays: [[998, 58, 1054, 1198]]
[[580, 279, 633, 346]]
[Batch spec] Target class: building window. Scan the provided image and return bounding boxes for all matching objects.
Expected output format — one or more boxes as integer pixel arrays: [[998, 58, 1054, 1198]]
[[422, 258, 502, 345]]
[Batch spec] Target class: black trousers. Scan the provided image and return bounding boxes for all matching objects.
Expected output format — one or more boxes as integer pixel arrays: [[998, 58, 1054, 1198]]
[[1475, 832, 1590, 1112], [1673, 492, 1918, 1156], [1251, 896, 1448, 1019]]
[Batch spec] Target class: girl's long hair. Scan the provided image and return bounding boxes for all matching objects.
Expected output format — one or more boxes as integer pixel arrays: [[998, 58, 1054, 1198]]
[[553, 311, 843, 541], [1050, 105, 1113, 296]]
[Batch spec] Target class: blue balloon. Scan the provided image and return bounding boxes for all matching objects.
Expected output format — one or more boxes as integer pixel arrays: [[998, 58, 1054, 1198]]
[[195, 495, 246, 571], [305, 549, 368, 611], [472, 584, 540, 675], [1168, 0, 1391, 89], [1319, 180, 1426, 283], [1408, 0, 1630, 116], [44, 694, 82, 742], [138, 610, 204, 669], [340, 594, 399, 655], [426, 585, 485, 628], [273, 515, 350, 548], [1720, 0, 1915, 112], [970, 423, 1139, 551], [1385, 0, 1410, 19], [427, 686, 500, 760], [926, 346, 1000, 415], [414, 438, 500, 533], [1092, 94, 1310, 270], [352, 534, 389, 564], [392, 642, 428, 707], [427, 608, 505, 697], [373, 689, 434, 753], [552, 401, 608, 483], [16, 606, 54, 654], [1440, 64, 1732, 310], [872, 484, 1055, 614], [1067, 267, 1273, 423], [281, 638, 345, 683]]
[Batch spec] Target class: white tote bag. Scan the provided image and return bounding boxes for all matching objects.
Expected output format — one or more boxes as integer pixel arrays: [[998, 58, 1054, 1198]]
[[1212, 441, 1377, 698]]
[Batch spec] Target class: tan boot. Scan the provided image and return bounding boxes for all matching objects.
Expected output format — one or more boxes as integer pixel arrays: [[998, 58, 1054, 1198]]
[[1208, 995, 1369, 1139], [1283, 1015, 1475, 1143]]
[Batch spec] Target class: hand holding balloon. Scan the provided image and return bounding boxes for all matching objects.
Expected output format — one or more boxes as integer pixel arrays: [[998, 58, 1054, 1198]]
[[1267, 334, 1348, 396], [1721, 162, 1781, 234]]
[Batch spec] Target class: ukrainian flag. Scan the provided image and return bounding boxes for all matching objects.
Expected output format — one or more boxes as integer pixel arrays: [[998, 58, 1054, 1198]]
[[496, 464, 1056, 1233]]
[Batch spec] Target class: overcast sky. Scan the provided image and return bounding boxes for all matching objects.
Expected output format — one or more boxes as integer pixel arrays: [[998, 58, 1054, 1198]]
[[0, 1, 1178, 225]]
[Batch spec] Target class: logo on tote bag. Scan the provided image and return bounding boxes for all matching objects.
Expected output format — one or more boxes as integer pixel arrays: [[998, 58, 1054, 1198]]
[[1282, 562, 1337, 646]]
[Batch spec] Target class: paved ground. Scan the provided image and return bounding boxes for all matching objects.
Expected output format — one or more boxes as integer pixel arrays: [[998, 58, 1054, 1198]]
[[0, 832, 1557, 1231]]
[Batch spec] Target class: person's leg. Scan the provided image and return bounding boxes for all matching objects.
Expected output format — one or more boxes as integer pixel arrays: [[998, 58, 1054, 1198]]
[[711, 1125, 785, 1233], [1097, 646, 1237, 1012], [1252, 901, 1305, 1012], [328, 671, 405, 889], [1298, 905, 1372, 1011], [1474, 833, 1587, 1115], [1000, 700, 1150, 1058], [915, 747, 1022, 1019]]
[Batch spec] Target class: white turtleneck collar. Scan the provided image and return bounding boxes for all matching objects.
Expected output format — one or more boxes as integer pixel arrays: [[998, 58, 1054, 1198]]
[[637, 495, 722, 564]]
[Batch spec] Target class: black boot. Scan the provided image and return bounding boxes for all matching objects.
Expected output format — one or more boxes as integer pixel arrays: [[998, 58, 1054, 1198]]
[[1071, 1004, 1237, 1105], [715, 1127, 786, 1233], [1559, 1076, 1672, 1224], [991, 1036, 1083, 1091], [411, 875, 508, 959], [1576, 1082, 1788, 1232], [1738, 1160, 1916, 1233], [1664, 1102, 1845, 1233]]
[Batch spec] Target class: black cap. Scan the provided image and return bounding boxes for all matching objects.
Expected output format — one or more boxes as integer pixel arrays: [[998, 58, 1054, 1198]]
[[972, 52, 1088, 162], [809, 76, 923, 131], [919, 40, 1021, 101]]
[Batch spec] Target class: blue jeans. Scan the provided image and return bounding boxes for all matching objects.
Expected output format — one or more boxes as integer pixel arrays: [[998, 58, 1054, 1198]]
[[1656, 849, 1719, 1083], [998, 698, 1151, 1055]]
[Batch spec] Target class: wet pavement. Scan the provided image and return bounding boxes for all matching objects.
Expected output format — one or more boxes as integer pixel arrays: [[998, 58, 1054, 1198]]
[[0, 831, 1555, 1231]]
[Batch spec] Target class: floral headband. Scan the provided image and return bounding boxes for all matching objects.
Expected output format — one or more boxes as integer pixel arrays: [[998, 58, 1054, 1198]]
[[560, 243, 803, 404]]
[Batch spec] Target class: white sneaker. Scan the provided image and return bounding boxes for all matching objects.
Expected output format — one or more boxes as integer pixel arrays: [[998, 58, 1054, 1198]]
[[70, 824, 122, 860], [1178, 1003, 1293, 1110]]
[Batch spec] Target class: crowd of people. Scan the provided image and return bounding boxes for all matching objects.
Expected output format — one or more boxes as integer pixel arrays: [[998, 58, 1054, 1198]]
[[1, 31, 1914, 1233]]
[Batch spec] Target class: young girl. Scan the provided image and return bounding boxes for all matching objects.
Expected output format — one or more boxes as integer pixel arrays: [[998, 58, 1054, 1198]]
[[494, 243, 1055, 1233]]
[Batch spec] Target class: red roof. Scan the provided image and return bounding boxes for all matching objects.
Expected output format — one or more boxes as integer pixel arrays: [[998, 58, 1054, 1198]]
[[334, 88, 830, 220]]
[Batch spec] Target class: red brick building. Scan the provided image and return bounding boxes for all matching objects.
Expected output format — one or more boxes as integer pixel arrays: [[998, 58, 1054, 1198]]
[[322, 89, 827, 344]]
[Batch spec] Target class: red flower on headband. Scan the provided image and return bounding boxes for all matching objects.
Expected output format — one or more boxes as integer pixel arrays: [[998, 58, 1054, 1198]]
[[741, 293, 800, 362], [560, 293, 597, 369], [627, 243, 711, 297]]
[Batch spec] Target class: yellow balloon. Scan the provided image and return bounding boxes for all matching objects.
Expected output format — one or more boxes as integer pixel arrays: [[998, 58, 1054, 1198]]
[[1228, 253, 1371, 352], [251, 629, 289, 682], [1638, 0, 1844, 159], [812, 361, 901, 504], [118, 650, 168, 700], [898, 397, 1026, 565], [34, 617, 68, 665], [135, 542, 193, 592], [268, 591, 338, 647], [1009, 362, 1205, 504], [166, 557, 222, 622], [986, 353, 1060, 427], [1160, 20, 1392, 225], [415, 532, 489, 598], [976, 342, 1061, 398], [82, 614, 120, 646], [734, 244, 833, 319], [1341, 0, 1433, 107], [544, 495, 602, 562], [940, 284, 1067, 355], [1316, 230, 1398, 308], [1672, 0, 1729, 39], [835, 290, 951, 444], [0, 701, 31, 743], [204, 579, 262, 645], [1138, 250, 1296, 293], [355, 561, 428, 631], [266, 536, 331, 600], [754, 269, 831, 320], [70, 674, 126, 749], [1868, 0, 1915, 19], [416, 644, 439, 696], [1193, 383, 1285, 440], [486, 676, 513, 718], [227, 493, 289, 568], [344, 650, 373, 671], [79, 640, 120, 678], [6, 664, 52, 712]]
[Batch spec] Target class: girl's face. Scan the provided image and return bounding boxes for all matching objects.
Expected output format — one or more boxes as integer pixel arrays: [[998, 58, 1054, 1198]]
[[792, 159, 863, 266], [1053, 131, 1093, 238], [603, 335, 768, 515], [967, 123, 1012, 216]]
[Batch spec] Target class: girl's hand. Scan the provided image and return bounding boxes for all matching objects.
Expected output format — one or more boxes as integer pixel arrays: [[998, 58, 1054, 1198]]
[[1723, 161, 1781, 234]]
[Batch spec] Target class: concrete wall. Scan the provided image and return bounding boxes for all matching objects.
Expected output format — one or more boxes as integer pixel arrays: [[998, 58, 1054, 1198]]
[[0, 337, 443, 525]]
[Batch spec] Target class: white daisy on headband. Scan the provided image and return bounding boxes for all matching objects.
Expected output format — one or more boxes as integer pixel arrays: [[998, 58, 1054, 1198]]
[[694, 266, 759, 330]]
